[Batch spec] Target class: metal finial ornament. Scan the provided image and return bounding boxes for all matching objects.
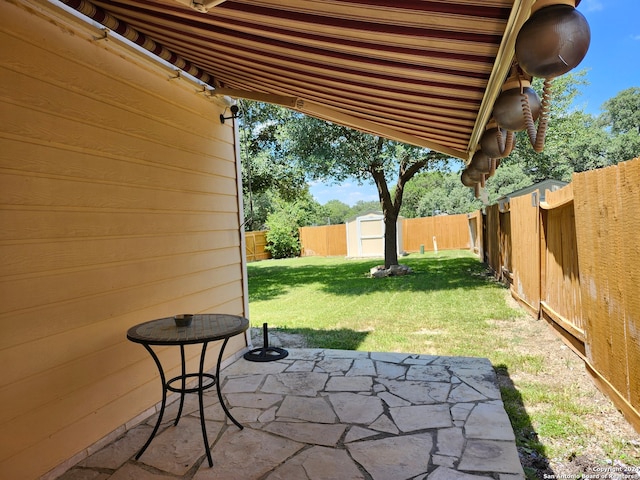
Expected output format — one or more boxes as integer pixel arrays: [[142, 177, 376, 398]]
[[515, 1, 591, 79]]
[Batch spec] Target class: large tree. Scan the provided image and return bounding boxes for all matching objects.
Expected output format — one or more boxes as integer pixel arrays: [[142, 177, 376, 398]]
[[281, 115, 450, 268], [599, 87, 640, 163], [500, 71, 593, 182], [237, 100, 306, 230], [600, 87, 640, 135]]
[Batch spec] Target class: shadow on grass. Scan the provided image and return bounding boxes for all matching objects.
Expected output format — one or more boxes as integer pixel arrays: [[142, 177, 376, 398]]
[[249, 253, 497, 302], [495, 363, 556, 479], [268, 326, 370, 351]]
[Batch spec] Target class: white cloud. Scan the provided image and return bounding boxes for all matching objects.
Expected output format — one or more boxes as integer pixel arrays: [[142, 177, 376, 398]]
[[632, 34, 640, 41]]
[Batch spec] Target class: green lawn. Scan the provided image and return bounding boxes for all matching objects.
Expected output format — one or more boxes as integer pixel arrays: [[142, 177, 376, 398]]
[[247, 251, 640, 476], [248, 250, 518, 357]]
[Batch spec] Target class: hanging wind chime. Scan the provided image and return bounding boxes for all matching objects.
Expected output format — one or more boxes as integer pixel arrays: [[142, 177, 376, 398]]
[[462, 0, 591, 197]]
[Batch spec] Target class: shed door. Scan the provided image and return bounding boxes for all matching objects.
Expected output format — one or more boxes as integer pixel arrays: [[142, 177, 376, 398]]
[[358, 216, 384, 257]]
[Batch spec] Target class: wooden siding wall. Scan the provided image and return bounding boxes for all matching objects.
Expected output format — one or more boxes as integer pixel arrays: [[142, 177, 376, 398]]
[[0, 3, 247, 479], [299, 224, 348, 257], [478, 158, 640, 432], [402, 214, 470, 252], [245, 230, 270, 262], [509, 192, 540, 315]]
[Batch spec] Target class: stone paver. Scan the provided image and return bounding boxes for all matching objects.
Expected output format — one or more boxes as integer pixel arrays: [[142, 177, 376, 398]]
[[267, 445, 365, 480], [56, 348, 524, 480], [347, 433, 433, 480]]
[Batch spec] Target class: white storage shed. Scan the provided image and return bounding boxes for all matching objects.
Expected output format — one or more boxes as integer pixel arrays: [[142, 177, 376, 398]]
[[346, 211, 403, 258]]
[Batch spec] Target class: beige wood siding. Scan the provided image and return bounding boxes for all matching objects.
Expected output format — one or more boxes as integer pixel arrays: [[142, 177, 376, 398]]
[[0, 2, 247, 478]]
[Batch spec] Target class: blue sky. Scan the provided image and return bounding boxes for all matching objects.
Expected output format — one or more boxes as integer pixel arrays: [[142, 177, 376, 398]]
[[310, 0, 640, 206]]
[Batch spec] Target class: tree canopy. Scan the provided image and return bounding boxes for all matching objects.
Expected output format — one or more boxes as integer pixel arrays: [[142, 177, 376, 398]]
[[279, 115, 452, 266]]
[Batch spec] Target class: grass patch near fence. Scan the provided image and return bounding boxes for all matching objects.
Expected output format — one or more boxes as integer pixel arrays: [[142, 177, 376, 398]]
[[247, 251, 640, 475]]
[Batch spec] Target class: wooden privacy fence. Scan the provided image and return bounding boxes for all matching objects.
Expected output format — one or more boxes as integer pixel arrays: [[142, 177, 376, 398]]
[[467, 211, 483, 257], [296, 214, 471, 257], [299, 224, 348, 256], [402, 214, 470, 252], [479, 157, 640, 432], [540, 185, 584, 350], [247, 214, 471, 261], [245, 230, 270, 262]]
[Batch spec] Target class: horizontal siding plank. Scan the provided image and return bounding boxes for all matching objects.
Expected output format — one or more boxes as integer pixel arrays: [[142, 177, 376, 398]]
[[0, 28, 223, 142], [1, 230, 240, 277], [0, 103, 236, 180], [0, 209, 239, 242], [0, 130, 236, 182], [0, 377, 156, 479], [0, 132, 235, 194], [0, 335, 225, 429], [1, 248, 240, 314], [0, 171, 238, 211], [0, 269, 243, 355], [0, 65, 227, 157]]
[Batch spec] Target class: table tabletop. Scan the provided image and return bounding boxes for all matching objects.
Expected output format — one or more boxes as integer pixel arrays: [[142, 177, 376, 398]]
[[127, 313, 249, 346]]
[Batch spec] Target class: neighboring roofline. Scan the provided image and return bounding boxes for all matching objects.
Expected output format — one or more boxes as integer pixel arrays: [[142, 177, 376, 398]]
[[498, 179, 569, 202]]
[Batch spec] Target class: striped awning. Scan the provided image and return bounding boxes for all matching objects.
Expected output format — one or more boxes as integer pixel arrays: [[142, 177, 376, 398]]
[[61, 0, 537, 161]]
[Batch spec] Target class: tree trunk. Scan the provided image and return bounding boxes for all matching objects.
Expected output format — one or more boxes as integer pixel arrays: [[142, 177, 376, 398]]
[[383, 209, 399, 268], [369, 140, 435, 269], [370, 162, 399, 269]]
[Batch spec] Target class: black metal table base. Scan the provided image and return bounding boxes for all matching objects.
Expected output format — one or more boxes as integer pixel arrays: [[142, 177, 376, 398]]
[[135, 337, 243, 467]]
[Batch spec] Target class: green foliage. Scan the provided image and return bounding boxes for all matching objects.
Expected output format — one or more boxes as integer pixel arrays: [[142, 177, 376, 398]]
[[504, 73, 639, 182], [285, 117, 397, 184], [507, 71, 593, 182], [484, 162, 534, 203], [400, 167, 482, 217], [244, 191, 272, 231], [238, 100, 307, 201], [606, 130, 640, 163], [281, 114, 454, 266], [346, 200, 383, 218], [599, 87, 640, 135], [323, 199, 351, 224], [599, 87, 640, 163], [263, 191, 328, 257], [264, 212, 300, 258]]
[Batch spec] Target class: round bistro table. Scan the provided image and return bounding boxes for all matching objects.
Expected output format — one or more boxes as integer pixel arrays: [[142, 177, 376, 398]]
[[126, 313, 249, 467]]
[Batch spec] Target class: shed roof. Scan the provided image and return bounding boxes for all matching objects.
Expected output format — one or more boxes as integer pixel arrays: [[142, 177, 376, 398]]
[[60, 0, 539, 161]]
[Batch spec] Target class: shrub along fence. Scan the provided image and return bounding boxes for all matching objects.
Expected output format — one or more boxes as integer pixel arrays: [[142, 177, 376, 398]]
[[481, 157, 640, 433]]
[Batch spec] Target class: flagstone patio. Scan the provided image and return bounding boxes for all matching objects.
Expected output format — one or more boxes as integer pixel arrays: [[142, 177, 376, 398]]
[[57, 349, 525, 480]]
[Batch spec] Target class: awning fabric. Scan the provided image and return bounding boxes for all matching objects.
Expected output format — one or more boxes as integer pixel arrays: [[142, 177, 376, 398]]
[[60, 0, 536, 161]]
